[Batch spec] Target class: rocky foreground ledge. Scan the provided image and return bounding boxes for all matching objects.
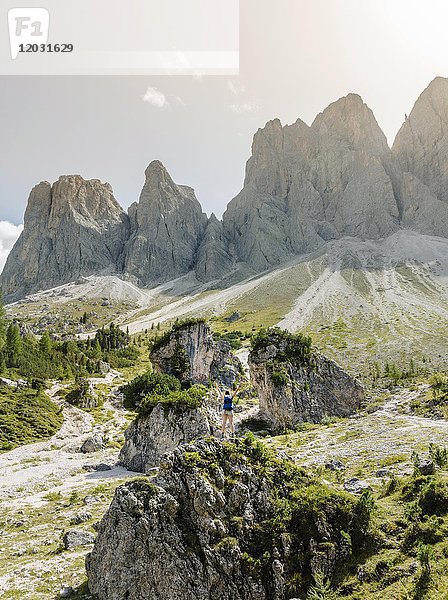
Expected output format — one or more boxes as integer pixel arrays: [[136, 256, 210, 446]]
[[86, 437, 372, 600]]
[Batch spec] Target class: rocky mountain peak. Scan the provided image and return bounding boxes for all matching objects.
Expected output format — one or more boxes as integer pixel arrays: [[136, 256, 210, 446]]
[[0, 176, 129, 300], [139, 160, 196, 212], [393, 76, 448, 204], [251, 118, 284, 154], [3, 79, 448, 300], [123, 162, 207, 285], [144, 158, 168, 178], [49, 175, 125, 229], [311, 93, 389, 154]]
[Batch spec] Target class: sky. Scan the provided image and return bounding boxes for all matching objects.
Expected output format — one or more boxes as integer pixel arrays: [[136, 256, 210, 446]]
[[1, 0, 448, 264]]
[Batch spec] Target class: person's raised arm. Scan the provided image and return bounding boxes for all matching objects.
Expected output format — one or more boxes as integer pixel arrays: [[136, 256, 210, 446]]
[[233, 382, 243, 397], [215, 382, 224, 401]]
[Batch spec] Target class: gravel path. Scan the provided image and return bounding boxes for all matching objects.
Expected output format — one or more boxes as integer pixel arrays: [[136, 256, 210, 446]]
[[271, 386, 448, 472]]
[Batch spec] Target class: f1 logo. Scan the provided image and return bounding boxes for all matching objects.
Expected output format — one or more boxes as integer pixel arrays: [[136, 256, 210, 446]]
[[8, 8, 50, 59]]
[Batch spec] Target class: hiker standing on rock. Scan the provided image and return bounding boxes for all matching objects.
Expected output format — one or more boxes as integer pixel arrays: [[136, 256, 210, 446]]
[[216, 384, 241, 439]]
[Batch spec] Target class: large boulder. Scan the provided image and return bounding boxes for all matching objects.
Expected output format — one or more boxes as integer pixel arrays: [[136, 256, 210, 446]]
[[249, 329, 364, 431], [118, 402, 216, 473], [87, 438, 366, 600], [150, 320, 242, 387]]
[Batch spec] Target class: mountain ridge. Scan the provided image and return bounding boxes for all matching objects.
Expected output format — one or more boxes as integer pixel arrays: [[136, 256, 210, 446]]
[[2, 77, 448, 300]]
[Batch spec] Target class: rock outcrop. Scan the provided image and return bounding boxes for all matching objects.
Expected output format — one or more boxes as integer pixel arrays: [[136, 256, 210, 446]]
[[87, 438, 368, 600], [150, 320, 242, 386], [392, 77, 448, 237], [249, 329, 364, 431], [124, 160, 207, 285], [0, 176, 129, 300], [195, 213, 234, 281], [118, 402, 216, 472]]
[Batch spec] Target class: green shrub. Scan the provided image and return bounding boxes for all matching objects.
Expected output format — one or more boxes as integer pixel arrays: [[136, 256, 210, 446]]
[[138, 384, 208, 416], [306, 570, 339, 600], [429, 443, 448, 468], [271, 369, 289, 386], [418, 479, 448, 516], [121, 371, 181, 409], [251, 327, 313, 365]]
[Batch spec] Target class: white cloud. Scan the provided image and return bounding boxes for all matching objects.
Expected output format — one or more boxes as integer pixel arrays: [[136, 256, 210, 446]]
[[228, 101, 261, 114], [173, 95, 186, 106], [192, 71, 205, 82], [227, 80, 245, 96], [0, 221, 23, 272], [142, 86, 168, 108]]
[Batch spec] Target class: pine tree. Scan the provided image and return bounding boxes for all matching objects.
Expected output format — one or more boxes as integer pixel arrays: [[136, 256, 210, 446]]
[[307, 571, 339, 600], [39, 330, 52, 355], [92, 339, 102, 359], [0, 294, 6, 352], [6, 322, 22, 367]]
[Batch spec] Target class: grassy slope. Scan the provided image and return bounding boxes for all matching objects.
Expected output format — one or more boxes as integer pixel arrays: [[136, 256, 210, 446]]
[[0, 387, 63, 451]]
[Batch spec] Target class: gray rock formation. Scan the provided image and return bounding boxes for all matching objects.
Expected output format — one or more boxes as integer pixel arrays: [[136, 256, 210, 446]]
[[393, 77, 448, 204], [63, 529, 95, 550], [124, 160, 207, 285], [150, 320, 242, 386], [86, 438, 366, 600], [249, 329, 364, 431], [0, 176, 129, 300], [223, 94, 401, 272], [80, 433, 104, 454], [195, 213, 233, 281], [118, 402, 216, 472], [4, 79, 448, 300], [392, 77, 448, 236]]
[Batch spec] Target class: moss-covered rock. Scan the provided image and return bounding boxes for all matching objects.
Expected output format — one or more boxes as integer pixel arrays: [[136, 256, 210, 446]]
[[249, 328, 364, 430], [88, 437, 372, 599]]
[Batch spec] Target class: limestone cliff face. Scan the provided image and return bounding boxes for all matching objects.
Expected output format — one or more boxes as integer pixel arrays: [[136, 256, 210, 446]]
[[249, 330, 364, 431], [195, 213, 233, 282], [118, 403, 216, 473], [150, 321, 242, 387], [87, 439, 364, 600], [223, 94, 401, 272], [393, 77, 448, 204], [392, 77, 448, 237], [0, 176, 129, 300], [124, 160, 208, 285]]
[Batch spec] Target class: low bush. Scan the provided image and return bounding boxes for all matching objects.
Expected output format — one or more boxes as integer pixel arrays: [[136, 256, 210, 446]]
[[138, 384, 208, 416], [121, 371, 181, 409]]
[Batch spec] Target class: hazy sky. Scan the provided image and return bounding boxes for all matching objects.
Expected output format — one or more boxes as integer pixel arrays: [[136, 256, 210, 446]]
[[1, 0, 448, 233]]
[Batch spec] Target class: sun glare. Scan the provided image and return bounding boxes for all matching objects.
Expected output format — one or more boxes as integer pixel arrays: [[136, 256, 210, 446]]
[[379, 0, 448, 71]]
